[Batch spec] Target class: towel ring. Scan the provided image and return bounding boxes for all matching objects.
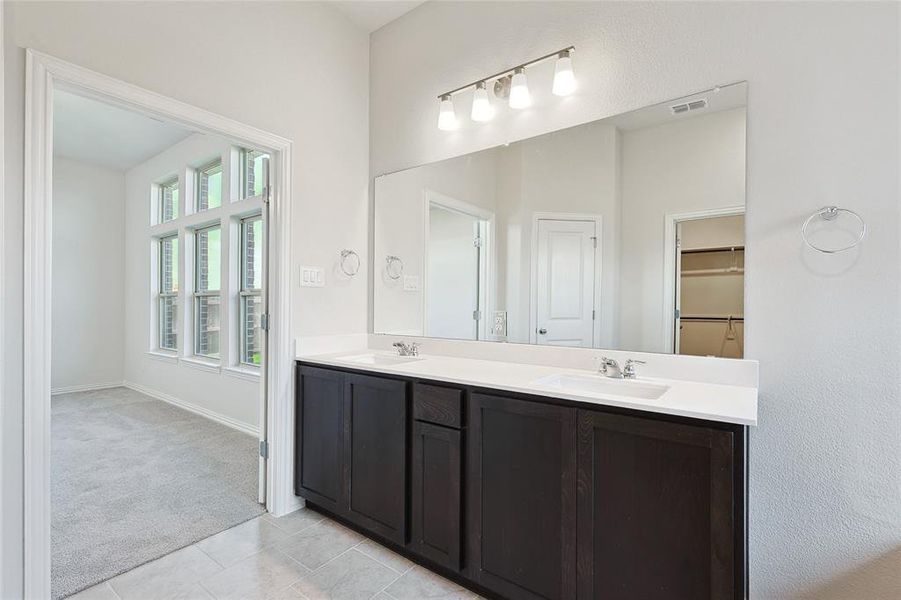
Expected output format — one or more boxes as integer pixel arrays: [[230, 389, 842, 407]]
[[801, 206, 867, 254], [339, 249, 360, 277], [385, 255, 404, 280]]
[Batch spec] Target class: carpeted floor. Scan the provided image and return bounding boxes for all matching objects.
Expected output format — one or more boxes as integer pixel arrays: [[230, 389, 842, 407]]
[[52, 386, 264, 599]]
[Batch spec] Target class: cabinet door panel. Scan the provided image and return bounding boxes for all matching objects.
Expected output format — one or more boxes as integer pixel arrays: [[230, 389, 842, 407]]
[[467, 393, 577, 600], [296, 366, 345, 514], [345, 373, 408, 544], [577, 410, 735, 600], [411, 421, 461, 570]]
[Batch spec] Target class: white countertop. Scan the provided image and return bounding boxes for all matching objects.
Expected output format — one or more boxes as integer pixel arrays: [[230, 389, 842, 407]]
[[297, 350, 758, 426]]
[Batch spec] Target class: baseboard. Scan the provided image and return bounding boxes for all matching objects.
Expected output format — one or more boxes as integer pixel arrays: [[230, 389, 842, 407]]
[[122, 380, 259, 437], [51, 381, 124, 395]]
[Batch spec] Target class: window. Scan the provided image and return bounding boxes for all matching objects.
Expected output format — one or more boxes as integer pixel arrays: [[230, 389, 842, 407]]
[[158, 235, 179, 350], [240, 215, 264, 366], [196, 159, 223, 211], [242, 149, 270, 199], [194, 225, 221, 359], [159, 178, 179, 223]]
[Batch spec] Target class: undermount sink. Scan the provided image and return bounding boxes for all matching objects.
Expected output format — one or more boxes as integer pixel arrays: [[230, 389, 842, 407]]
[[337, 353, 423, 366], [532, 373, 669, 400]]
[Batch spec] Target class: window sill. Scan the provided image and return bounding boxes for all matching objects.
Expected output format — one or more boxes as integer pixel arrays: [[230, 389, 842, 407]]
[[181, 356, 222, 373], [147, 350, 178, 364], [223, 366, 262, 382]]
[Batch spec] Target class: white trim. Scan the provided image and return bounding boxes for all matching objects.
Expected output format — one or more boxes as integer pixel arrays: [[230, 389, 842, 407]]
[[528, 212, 604, 348], [50, 381, 124, 396], [23, 49, 296, 597], [146, 350, 179, 364], [422, 190, 495, 341], [224, 366, 262, 382], [662, 205, 746, 353], [122, 381, 259, 437], [180, 356, 222, 374]]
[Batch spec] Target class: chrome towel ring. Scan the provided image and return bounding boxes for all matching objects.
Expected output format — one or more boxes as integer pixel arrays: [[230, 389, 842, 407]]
[[339, 249, 360, 277], [385, 255, 404, 280], [801, 206, 866, 254]]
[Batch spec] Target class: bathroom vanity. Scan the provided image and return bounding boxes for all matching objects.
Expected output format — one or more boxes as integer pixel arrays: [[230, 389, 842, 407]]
[[294, 350, 754, 600]]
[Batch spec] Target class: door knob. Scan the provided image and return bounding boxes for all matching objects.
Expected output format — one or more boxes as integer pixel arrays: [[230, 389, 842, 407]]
[[538, 328, 548, 335]]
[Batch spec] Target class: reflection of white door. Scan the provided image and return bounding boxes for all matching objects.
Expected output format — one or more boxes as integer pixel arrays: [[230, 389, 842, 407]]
[[535, 219, 596, 347], [426, 204, 481, 340]]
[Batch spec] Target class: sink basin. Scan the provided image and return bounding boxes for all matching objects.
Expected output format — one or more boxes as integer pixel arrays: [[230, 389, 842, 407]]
[[337, 353, 423, 366], [532, 373, 669, 400]]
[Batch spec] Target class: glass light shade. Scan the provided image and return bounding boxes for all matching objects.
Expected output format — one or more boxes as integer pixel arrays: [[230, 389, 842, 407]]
[[437, 95, 458, 131], [552, 52, 577, 96], [471, 82, 494, 122], [509, 68, 531, 109]]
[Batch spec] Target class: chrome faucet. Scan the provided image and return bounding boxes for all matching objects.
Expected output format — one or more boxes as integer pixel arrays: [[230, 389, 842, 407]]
[[623, 359, 646, 379], [393, 341, 420, 357], [599, 357, 646, 379], [598, 357, 623, 378]]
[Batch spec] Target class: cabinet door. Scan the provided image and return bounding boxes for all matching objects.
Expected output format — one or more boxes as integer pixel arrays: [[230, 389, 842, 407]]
[[344, 373, 408, 544], [467, 393, 578, 600], [295, 366, 346, 514], [410, 421, 461, 570], [577, 410, 735, 600]]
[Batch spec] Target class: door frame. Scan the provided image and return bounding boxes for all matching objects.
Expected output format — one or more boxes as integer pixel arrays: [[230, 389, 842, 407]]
[[422, 189, 494, 340], [529, 212, 603, 347], [23, 49, 296, 598], [662, 205, 745, 353]]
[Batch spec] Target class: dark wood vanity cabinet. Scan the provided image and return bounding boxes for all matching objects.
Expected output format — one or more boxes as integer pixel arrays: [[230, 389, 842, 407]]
[[295, 366, 408, 544], [466, 393, 578, 600], [295, 362, 747, 600]]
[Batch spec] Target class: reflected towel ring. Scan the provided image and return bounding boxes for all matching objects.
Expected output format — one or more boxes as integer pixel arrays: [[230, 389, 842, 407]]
[[339, 249, 360, 277], [385, 255, 404, 280], [801, 206, 867, 254]]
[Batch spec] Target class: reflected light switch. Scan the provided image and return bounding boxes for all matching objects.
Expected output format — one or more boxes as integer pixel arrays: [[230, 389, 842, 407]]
[[403, 276, 420, 291], [300, 265, 325, 287]]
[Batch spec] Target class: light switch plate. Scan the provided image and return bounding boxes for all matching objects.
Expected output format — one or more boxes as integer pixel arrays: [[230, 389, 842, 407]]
[[403, 275, 420, 291], [299, 265, 325, 287]]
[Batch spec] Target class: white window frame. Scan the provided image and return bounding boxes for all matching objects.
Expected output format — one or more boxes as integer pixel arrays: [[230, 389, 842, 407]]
[[158, 176, 180, 223], [195, 158, 223, 212], [241, 148, 270, 200], [239, 213, 263, 367], [193, 223, 222, 360], [157, 233, 179, 352]]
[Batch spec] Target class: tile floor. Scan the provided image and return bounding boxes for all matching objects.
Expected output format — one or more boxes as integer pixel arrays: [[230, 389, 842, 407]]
[[69, 507, 482, 600]]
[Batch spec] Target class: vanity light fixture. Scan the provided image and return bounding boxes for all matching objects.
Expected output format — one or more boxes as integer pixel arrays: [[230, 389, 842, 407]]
[[437, 94, 459, 131], [471, 81, 494, 122], [552, 49, 576, 96], [436, 45, 576, 130], [508, 67, 531, 109]]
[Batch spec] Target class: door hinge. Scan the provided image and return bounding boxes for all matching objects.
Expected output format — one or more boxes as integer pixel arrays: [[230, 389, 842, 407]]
[[473, 237, 483, 248], [674, 308, 681, 319], [261, 313, 270, 331], [592, 309, 596, 320], [473, 310, 481, 320], [590, 236, 598, 249], [259, 440, 269, 459], [262, 156, 272, 204]]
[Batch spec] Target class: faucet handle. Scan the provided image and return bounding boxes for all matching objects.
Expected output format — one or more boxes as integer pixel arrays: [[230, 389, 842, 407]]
[[598, 356, 619, 375], [623, 359, 646, 379]]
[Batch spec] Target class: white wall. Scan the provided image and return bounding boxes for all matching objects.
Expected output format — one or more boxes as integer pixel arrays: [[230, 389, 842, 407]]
[[619, 107, 746, 353], [124, 133, 260, 431], [51, 157, 125, 391], [2, 2, 369, 595], [371, 2, 900, 598]]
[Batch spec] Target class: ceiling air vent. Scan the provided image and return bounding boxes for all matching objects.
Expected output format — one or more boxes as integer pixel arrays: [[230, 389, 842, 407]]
[[670, 98, 708, 115]]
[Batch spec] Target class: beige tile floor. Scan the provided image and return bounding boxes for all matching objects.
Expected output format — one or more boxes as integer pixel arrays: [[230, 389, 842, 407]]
[[68, 507, 482, 600]]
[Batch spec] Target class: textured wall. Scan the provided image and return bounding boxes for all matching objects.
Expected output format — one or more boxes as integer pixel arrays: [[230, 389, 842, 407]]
[[371, 2, 900, 597]]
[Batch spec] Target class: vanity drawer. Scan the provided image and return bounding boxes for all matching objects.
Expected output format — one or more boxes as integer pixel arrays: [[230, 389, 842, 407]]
[[413, 383, 463, 429]]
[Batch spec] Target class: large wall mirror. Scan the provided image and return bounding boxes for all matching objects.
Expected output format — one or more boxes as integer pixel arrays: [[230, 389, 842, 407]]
[[374, 82, 747, 358]]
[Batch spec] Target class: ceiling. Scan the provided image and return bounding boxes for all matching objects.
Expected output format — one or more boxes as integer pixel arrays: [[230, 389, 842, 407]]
[[53, 90, 194, 171], [330, 0, 425, 33], [607, 83, 747, 131]]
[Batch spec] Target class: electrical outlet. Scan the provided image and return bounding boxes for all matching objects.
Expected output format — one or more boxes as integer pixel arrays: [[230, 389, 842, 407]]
[[299, 265, 325, 287], [492, 311, 508, 336]]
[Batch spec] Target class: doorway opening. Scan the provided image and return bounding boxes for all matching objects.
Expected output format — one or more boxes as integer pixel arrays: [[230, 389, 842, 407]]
[[24, 50, 295, 599], [423, 191, 493, 340], [672, 212, 745, 358]]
